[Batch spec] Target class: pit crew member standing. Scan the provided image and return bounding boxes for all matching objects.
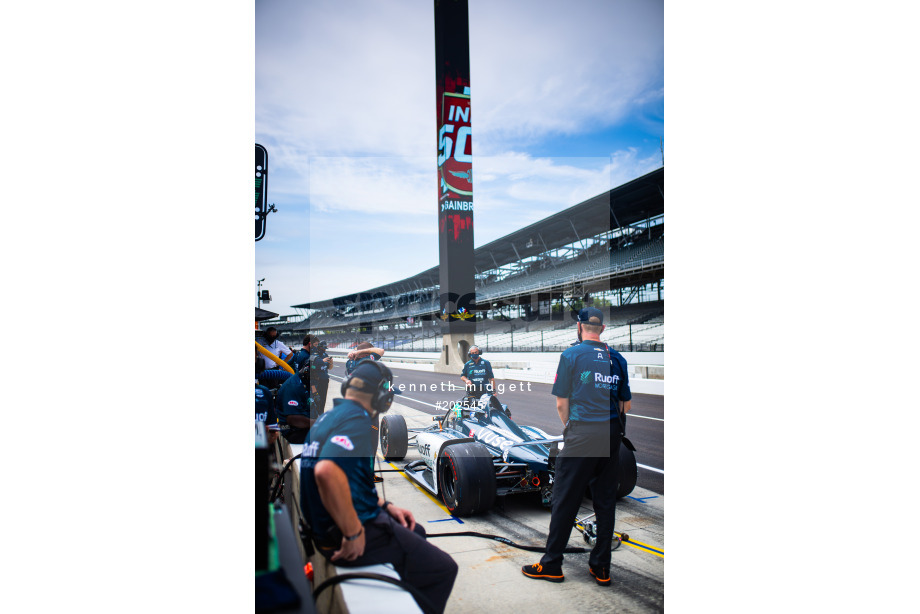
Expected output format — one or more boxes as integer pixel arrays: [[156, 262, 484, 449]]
[[309, 340, 333, 414], [289, 334, 314, 373], [460, 346, 494, 397], [344, 342, 385, 376], [301, 361, 458, 614], [522, 307, 631, 586]]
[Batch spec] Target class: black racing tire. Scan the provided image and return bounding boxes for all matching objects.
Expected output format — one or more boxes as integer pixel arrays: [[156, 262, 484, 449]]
[[379, 414, 408, 460], [438, 442, 496, 516], [616, 442, 638, 499]]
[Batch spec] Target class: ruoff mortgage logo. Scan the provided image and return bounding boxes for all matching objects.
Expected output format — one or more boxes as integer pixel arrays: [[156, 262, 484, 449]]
[[580, 370, 593, 384]]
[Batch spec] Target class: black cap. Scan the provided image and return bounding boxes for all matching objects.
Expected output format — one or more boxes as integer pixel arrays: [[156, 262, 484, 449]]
[[577, 307, 604, 325], [350, 361, 400, 394]]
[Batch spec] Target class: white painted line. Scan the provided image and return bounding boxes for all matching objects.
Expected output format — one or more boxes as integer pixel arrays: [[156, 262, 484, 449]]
[[629, 414, 664, 422], [637, 463, 664, 474]]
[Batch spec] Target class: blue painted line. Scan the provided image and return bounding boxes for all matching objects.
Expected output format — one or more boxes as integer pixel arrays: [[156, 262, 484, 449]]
[[627, 541, 664, 556], [626, 495, 659, 502], [428, 516, 465, 524]]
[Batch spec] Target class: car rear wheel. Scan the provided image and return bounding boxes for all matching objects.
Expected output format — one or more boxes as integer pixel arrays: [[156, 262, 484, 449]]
[[438, 442, 496, 516], [616, 442, 638, 499], [380, 414, 408, 460], [581, 440, 639, 501]]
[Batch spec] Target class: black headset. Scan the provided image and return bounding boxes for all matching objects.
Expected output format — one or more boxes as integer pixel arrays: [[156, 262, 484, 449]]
[[340, 360, 395, 414], [468, 346, 483, 360]]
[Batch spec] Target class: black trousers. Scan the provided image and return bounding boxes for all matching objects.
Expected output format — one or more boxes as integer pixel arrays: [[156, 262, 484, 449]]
[[541, 421, 622, 569], [318, 510, 458, 614], [314, 379, 330, 414]]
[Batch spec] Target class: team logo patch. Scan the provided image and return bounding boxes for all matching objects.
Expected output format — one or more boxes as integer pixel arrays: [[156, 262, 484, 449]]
[[580, 370, 592, 384], [288, 400, 299, 406], [255, 389, 264, 398], [331, 435, 354, 451]]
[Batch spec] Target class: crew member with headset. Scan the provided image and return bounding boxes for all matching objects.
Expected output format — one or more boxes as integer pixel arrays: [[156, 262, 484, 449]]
[[300, 361, 458, 614], [460, 345, 495, 397], [309, 339, 333, 414], [522, 307, 631, 587], [344, 342, 387, 482], [274, 365, 319, 444]]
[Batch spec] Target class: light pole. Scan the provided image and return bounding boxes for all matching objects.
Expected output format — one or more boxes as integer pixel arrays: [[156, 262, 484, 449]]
[[257, 278, 265, 309]]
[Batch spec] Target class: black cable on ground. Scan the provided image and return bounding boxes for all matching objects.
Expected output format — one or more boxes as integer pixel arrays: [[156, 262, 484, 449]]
[[312, 572, 438, 614], [425, 530, 591, 553]]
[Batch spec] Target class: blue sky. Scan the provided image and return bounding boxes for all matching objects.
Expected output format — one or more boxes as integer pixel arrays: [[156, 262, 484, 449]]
[[256, 0, 663, 315]]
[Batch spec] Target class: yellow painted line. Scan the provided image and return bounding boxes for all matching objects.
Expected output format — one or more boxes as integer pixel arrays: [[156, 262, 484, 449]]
[[380, 455, 453, 516], [617, 533, 664, 558]]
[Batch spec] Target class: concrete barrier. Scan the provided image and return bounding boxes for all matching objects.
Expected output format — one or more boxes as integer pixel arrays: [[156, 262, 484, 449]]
[[327, 348, 664, 395]]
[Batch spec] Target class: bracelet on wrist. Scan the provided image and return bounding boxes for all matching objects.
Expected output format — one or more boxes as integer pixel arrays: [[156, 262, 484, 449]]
[[344, 526, 363, 541], [381, 500, 392, 512]]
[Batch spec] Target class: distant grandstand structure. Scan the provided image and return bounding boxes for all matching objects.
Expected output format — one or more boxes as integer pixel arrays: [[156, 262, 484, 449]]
[[266, 167, 664, 353]]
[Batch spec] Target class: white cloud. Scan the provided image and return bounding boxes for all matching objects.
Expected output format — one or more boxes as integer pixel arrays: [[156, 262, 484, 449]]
[[308, 157, 433, 214], [469, 0, 663, 151], [256, 0, 432, 158], [305, 259, 429, 302], [257, 0, 663, 159]]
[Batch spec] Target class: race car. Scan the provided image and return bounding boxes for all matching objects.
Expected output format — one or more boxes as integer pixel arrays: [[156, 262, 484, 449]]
[[378, 392, 638, 516]]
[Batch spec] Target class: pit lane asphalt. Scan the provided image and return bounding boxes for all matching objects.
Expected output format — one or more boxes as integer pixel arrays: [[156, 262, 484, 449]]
[[318, 376, 666, 614], [326, 360, 665, 495]]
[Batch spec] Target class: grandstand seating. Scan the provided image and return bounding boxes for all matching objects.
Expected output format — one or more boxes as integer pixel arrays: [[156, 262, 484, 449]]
[[271, 170, 664, 351], [305, 301, 663, 353], [478, 236, 663, 300], [290, 235, 663, 337]]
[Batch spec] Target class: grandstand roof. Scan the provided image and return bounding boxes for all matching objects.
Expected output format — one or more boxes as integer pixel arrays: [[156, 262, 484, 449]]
[[293, 167, 663, 310], [256, 307, 279, 321]]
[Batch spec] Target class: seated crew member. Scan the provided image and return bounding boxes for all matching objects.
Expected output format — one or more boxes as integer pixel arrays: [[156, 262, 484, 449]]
[[345, 341, 387, 482], [275, 365, 319, 444], [255, 379, 280, 448], [345, 341, 385, 376], [301, 361, 458, 614]]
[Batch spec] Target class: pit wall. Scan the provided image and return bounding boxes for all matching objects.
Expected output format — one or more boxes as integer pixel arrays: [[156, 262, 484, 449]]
[[327, 348, 664, 396]]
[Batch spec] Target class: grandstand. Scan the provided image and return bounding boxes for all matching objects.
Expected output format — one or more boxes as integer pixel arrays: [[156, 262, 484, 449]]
[[266, 167, 664, 353]]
